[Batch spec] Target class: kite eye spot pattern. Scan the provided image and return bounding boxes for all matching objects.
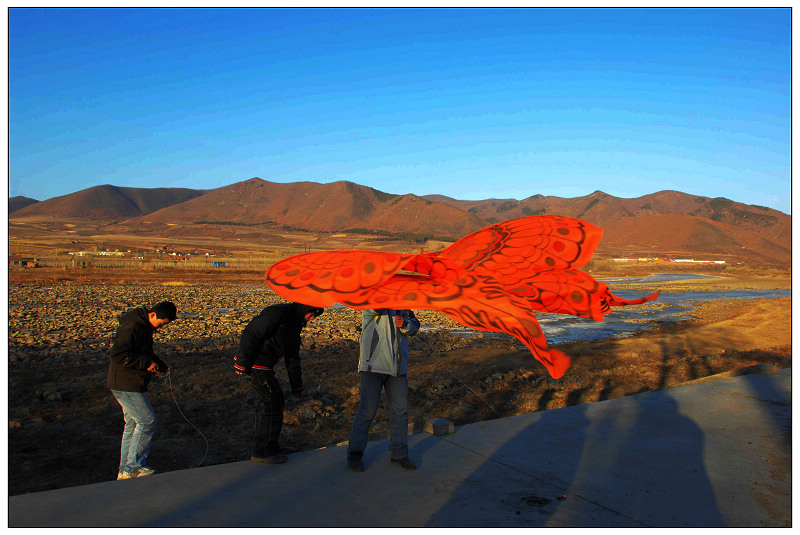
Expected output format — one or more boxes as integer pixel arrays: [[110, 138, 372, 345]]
[[286, 269, 300, 277], [557, 227, 569, 235], [545, 257, 555, 266], [301, 272, 314, 281], [364, 262, 375, 273], [571, 291, 583, 303], [341, 267, 354, 277], [320, 271, 331, 278], [403, 292, 418, 301], [553, 241, 565, 252], [376, 295, 389, 303]]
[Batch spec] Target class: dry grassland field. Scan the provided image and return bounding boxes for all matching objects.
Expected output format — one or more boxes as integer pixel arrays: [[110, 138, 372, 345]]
[[7, 261, 790, 496]]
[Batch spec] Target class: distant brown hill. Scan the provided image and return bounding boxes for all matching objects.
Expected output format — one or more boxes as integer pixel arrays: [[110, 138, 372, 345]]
[[10, 185, 206, 220], [135, 178, 485, 238], [9, 196, 39, 213], [425, 190, 790, 264], [425, 190, 788, 235], [598, 214, 791, 265], [9, 178, 790, 266]]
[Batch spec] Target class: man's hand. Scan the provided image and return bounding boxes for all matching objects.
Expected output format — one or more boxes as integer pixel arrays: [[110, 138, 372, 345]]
[[147, 362, 165, 376], [395, 315, 406, 328]]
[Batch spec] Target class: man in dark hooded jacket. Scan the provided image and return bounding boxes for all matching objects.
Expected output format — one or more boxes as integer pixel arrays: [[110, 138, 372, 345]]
[[107, 301, 177, 480], [234, 302, 324, 464]]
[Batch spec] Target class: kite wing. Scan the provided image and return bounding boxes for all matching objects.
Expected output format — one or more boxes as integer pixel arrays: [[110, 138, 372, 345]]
[[440, 215, 603, 273], [335, 272, 573, 379], [266, 250, 414, 308], [503, 269, 660, 321]]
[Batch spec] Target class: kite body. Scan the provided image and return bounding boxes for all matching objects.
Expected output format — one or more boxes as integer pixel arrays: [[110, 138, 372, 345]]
[[266, 215, 658, 379]]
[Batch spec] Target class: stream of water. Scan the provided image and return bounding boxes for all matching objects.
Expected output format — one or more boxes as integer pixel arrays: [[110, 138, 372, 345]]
[[533, 274, 788, 344], [427, 273, 790, 344], [188, 274, 790, 344]]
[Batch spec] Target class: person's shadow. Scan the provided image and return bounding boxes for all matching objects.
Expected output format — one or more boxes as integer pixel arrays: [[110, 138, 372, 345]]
[[422, 385, 724, 527]]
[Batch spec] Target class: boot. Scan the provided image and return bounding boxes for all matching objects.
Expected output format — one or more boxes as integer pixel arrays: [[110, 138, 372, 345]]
[[347, 451, 364, 472]]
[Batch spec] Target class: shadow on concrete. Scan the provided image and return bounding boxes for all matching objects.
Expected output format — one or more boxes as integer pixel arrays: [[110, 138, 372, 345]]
[[9, 370, 790, 527], [425, 387, 725, 527]]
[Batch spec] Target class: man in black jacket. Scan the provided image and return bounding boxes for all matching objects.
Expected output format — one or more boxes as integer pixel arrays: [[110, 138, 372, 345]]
[[107, 301, 177, 480], [234, 302, 324, 464]]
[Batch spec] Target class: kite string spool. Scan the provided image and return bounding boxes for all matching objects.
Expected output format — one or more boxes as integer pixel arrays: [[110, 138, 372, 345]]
[[164, 368, 209, 469]]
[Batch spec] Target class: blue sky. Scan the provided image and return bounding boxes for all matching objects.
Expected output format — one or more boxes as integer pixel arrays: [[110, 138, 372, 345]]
[[9, 8, 792, 214]]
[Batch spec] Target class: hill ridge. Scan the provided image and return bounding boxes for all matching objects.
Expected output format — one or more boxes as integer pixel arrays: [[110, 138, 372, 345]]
[[10, 179, 790, 266]]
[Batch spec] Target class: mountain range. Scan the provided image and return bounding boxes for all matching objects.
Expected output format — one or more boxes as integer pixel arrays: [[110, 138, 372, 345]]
[[9, 177, 791, 266]]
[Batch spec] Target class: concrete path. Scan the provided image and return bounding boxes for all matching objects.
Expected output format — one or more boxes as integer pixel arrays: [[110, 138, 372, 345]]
[[9, 366, 791, 527]]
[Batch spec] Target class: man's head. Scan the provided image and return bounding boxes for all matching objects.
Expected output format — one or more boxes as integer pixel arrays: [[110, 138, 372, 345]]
[[148, 301, 177, 329], [303, 307, 324, 324], [291, 303, 324, 325]]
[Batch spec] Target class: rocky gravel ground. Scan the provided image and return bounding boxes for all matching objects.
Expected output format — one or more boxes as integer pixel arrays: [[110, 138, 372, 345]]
[[7, 282, 502, 369], [7, 281, 522, 495], [7, 278, 791, 496]]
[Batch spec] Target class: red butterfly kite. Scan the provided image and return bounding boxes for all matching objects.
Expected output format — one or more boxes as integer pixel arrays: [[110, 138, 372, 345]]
[[265, 215, 659, 379]]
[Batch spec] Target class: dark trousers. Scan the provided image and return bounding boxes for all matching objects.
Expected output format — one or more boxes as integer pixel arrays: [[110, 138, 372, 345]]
[[249, 369, 285, 457]]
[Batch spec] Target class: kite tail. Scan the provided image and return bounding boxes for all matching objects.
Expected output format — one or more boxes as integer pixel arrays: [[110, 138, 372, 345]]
[[606, 290, 660, 307], [545, 349, 571, 380], [508, 337, 572, 380]]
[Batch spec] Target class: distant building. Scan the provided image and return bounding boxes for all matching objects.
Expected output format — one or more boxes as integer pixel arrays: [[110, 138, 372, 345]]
[[9, 255, 39, 268]]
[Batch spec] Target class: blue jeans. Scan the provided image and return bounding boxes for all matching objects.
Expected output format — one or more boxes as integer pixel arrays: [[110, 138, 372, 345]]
[[111, 390, 157, 473], [348, 372, 409, 459]]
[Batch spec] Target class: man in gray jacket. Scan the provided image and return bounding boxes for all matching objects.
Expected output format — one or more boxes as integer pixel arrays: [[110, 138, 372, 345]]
[[347, 308, 420, 472]]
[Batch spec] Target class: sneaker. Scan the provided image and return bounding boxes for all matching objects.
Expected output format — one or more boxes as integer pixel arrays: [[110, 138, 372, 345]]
[[391, 457, 417, 471], [117, 471, 134, 480], [131, 467, 157, 478], [347, 452, 364, 472], [251, 454, 288, 464]]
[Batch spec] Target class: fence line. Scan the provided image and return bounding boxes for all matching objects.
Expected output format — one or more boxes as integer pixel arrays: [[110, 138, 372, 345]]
[[25, 258, 283, 270]]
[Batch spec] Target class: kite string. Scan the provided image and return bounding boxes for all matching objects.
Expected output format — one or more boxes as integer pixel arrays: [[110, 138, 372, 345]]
[[432, 357, 500, 417], [165, 368, 209, 469], [316, 417, 347, 440]]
